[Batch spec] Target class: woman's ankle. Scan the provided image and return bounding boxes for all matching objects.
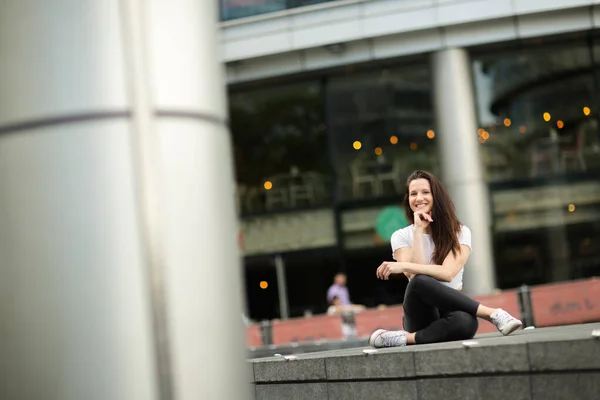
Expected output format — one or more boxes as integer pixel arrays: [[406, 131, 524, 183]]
[[476, 305, 496, 321]]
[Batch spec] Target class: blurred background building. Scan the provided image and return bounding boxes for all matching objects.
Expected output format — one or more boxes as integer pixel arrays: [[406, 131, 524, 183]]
[[220, 0, 600, 321]]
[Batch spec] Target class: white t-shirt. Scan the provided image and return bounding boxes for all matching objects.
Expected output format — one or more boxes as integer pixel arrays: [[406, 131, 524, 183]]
[[390, 224, 472, 290]]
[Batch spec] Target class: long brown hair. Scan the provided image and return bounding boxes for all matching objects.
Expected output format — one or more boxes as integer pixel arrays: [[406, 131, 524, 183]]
[[403, 170, 462, 265]]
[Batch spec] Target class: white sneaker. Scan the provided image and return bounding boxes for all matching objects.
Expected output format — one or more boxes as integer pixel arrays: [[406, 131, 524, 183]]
[[491, 308, 522, 336], [368, 329, 408, 348]]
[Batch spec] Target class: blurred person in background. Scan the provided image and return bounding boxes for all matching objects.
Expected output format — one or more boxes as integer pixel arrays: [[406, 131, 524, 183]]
[[327, 274, 366, 340], [326, 272, 351, 306], [327, 295, 365, 339], [369, 170, 522, 348], [326, 295, 366, 315]]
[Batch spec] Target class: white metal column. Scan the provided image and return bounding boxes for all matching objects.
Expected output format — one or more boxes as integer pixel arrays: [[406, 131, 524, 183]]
[[0, 1, 249, 399], [431, 48, 497, 295]]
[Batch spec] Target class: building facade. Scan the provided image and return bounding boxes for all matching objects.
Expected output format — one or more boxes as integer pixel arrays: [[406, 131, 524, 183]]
[[220, 0, 600, 321]]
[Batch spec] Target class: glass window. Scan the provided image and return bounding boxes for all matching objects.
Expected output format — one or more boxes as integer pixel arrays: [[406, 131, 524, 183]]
[[343, 247, 406, 307], [221, 0, 340, 21], [283, 249, 340, 318], [243, 250, 340, 320], [472, 34, 600, 289], [229, 82, 331, 215], [473, 35, 599, 182], [326, 64, 438, 202], [220, 0, 286, 21], [289, 0, 338, 8], [244, 257, 280, 321]]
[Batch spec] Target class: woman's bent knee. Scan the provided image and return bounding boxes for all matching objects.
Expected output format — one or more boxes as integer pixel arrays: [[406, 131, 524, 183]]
[[409, 274, 436, 287], [449, 311, 478, 340]]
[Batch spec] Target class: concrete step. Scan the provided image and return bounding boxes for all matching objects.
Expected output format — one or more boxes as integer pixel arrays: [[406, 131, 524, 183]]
[[250, 322, 600, 400]]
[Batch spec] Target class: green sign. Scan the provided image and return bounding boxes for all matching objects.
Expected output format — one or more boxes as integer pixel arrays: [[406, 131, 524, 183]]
[[375, 206, 409, 241]]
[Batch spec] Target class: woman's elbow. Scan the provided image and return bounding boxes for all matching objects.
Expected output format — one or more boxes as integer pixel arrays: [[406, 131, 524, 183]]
[[442, 270, 459, 282]]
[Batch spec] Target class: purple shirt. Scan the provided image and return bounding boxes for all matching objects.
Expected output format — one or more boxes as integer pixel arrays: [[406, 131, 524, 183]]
[[327, 284, 351, 306]]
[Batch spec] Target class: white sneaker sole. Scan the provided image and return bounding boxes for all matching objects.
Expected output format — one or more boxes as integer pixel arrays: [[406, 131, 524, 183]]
[[500, 319, 523, 336], [368, 329, 387, 347]]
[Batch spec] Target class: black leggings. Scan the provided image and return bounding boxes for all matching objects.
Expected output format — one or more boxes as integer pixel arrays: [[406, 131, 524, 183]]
[[402, 274, 480, 344]]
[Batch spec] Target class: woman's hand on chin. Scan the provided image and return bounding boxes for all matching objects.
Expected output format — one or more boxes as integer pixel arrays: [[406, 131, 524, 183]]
[[376, 261, 405, 280], [413, 211, 433, 229]]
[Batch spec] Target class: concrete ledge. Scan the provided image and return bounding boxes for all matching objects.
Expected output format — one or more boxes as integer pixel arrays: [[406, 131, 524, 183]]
[[329, 381, 418, 400], [252, 323, 600, 400], [326, 351, 415, 380], [530, 372, 600, 400], [254, 357, 327, 382], [418, 343, 529, 375], [249, 338, 368, 359], [529, 338, 600, 371], [417, 376, 530, 400], [255, 382, 328, 400]]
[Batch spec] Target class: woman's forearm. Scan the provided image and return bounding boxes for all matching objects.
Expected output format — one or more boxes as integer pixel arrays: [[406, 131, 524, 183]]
[[402, 262, 452, 282], [410, 227, 427, 264], [406, 227, 427, 279]]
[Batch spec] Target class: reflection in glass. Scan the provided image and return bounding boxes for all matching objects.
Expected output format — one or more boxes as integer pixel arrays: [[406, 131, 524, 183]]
[[220, 0, 286, 21], [229, 82, 330, 215], [473, 39, 600, 182], [472, 35, 600, 289], [221, 0, 339, 21], [327, 64, 438, 201]]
